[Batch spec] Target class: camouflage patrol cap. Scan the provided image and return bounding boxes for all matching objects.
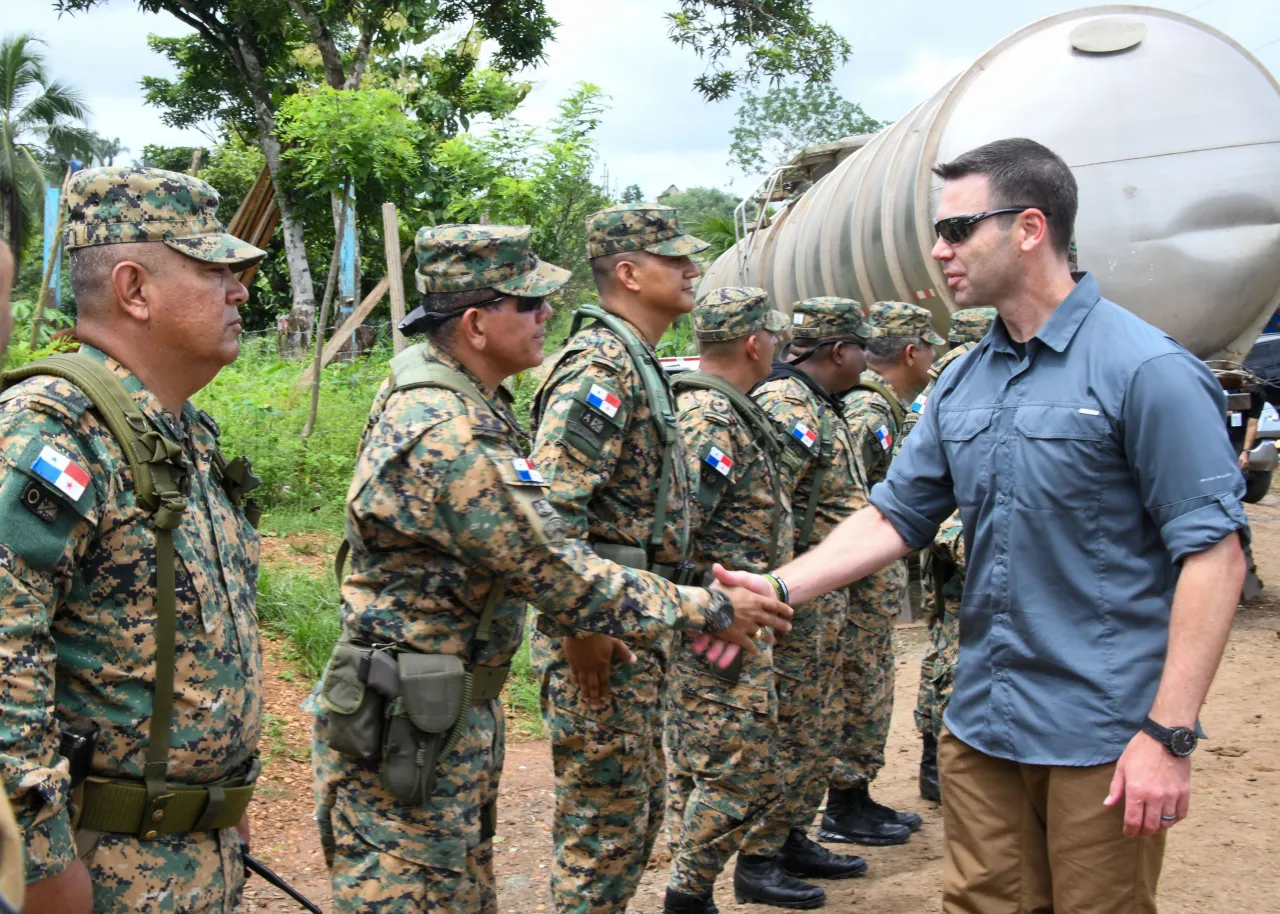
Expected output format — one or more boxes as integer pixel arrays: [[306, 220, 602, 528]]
[[693, 287, 789, 342], [790, 297, 884, 341], [949, 307, 998, 344], [585, 204, 709, 259], [414, 224, 569, 297], [63, 166, 265, 268], [867, 301, 946, 345]]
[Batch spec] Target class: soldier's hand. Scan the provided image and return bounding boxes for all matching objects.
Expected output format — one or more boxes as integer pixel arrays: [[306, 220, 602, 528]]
[[24, 859, 92, 914], [706, 577, 793, 659], [564, 634, 635, 710]]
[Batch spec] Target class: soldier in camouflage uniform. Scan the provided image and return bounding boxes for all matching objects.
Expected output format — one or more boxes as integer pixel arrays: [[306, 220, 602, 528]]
[[821, 301, 942, 845], [900, 307, 997, 802], [0, 167, 267, 913], [0, 238, 24, 914], [662, 287, 793, 914], [309, 225, 791, 914], [529, 204, 718, 914], [735, 298, 883, 909]]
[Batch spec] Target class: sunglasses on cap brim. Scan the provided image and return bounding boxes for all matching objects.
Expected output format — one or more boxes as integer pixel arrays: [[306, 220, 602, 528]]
[[933, 206, 1050, 246]]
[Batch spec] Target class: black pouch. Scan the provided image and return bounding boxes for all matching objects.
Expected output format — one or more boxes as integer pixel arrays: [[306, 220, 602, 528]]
[[381, 653, 467, 806], [320, 642, 386, 760]]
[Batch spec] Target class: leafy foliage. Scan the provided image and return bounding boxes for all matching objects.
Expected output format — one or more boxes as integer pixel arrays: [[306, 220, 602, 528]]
[[729, 81, 884, 175], [621, 184, 644, 204], [139, 143, 203, 173], [199, 132, 266, 217], [0, 33, 93, 256], [665, 0, 852, 101], [431, 83, 613, 313], [658, 185, 737, 226], [276, 87, 423, 199]]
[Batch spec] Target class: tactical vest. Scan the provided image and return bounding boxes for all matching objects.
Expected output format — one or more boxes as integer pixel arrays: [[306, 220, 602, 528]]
[[534, 305, 692, 577], [0, 353, 261, 840], [671, 370, 792, 569], [334, 343, 512, 716]]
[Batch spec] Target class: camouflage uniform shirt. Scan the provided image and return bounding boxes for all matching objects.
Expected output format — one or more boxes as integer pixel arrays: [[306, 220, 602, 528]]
[[0, 345, 262, 881], [842, 366, 904, 484]]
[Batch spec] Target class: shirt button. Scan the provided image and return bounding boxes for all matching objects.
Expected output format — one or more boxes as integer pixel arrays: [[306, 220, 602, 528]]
[[996, 556, 1006, 565], [999, 436, 1007, 444], [997, 495, 1005, 504]]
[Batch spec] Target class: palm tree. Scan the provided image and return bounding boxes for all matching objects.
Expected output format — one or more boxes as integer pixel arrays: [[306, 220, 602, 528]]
[[0, 33, 92, 255], [93, 135, 127, 166]]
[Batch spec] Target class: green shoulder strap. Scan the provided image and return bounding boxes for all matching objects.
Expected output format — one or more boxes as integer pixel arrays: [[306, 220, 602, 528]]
[[672, 371, 787, 567], [795, 406, 834, 554], [568, 305, 685, 559], [1, 353, 188, 835], [852, 376, 906, 434]]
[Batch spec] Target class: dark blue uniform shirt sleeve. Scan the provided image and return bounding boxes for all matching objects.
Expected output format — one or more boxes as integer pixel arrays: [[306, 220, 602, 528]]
[[1123, 351, 1248, 562], [869, 382, 956, 550]]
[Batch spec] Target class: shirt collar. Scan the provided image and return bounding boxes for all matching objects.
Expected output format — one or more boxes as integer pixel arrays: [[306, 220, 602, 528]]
[[78, 343, 195, 441], [422, 340, 521, 426], [990, 271, 1100, 355]]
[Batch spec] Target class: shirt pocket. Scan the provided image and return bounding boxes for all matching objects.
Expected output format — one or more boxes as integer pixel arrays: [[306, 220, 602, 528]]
[[938, 408, 995, 507], [1012, 405, 1111, 511]]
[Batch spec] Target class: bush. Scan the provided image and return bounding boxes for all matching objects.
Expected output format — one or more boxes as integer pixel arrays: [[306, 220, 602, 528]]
[[256, 564, 342, 681]]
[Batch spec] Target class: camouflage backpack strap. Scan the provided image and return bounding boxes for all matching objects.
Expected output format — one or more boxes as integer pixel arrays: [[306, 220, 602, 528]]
[[672, 371, 787, 567], [853, 376, 906, 434], [795, 405, 835, 554], [571, 305, 683, 559], [1, 353, 188, 835]]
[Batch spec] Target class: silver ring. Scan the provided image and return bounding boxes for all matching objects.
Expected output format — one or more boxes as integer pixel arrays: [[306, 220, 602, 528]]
[[754, 628, 764, 640], [1160, 814, 1178, 822]]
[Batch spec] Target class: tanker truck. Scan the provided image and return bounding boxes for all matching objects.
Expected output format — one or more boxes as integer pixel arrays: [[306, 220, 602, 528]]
[[691, 5, 1280, 501]]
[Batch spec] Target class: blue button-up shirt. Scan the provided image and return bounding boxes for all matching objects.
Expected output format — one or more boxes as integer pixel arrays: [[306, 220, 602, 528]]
[[870, 274, 1247, 766]]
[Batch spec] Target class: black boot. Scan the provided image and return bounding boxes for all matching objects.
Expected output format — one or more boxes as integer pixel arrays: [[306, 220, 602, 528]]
[[823, 786, 857, 822], [919, 733, 941, 803], [864, 789, 923, 833], [818, 783, 911, 846], [780, 829, 868, 880], [664, 888, 718, 914], [733, 854, 827, 909]]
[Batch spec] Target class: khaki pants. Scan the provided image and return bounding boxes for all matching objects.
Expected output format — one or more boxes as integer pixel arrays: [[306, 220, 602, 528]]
[[939, 729, 1166, 914]]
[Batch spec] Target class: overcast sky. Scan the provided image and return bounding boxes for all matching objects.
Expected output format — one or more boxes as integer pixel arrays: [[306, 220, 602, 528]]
[[9, 0, 1280, 199]]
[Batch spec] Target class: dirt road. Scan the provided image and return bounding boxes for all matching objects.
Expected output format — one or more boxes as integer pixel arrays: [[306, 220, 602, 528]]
[[246, 500, 1280, 912]]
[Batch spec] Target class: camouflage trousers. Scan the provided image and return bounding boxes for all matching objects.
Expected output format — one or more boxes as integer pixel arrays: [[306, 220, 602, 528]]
[[829, 562, 905, 791], [75, 827, 244, 913], [739, 588, 847, 852], [664, 645, 782, 897], [915, 592, 960, 740], [311, 700, 503, 914], [532, 625, 671, 914]]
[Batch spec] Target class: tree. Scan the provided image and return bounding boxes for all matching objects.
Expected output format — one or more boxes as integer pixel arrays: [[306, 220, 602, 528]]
[[621, 183, 644, 204], [656, 186, 737, 226], [139, 143, 205, 173], [0, 33, 92, 255], [666, 1, 852, 101], [57, 0, 557, 354], [92, 135, 129, 166], [729, 82, 884, 175]]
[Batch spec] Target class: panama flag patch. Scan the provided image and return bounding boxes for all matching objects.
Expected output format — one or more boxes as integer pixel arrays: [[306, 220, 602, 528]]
[[511, 458, 544, 483], [792, 422, 817, 450], [586, 384, 621, 418], [32, 445, 90, 501], [705, 447, 734, 476], [911, 393, 927, 414], [875, 425, 893, 450]]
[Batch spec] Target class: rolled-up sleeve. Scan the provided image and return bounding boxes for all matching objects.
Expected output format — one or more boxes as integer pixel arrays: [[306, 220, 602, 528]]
[[868, 383, 957, 550], [1123, 352, 1248, 562]]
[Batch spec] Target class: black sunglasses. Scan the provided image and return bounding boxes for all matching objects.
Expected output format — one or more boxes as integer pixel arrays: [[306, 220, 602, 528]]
[[470, 294, 546, 313], [933, 206, 1051, 246]]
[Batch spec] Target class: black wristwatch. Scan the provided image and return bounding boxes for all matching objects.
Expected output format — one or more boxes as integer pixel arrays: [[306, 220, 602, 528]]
[[1141, 716, 1198, 757], [702, 589, 735, 633]]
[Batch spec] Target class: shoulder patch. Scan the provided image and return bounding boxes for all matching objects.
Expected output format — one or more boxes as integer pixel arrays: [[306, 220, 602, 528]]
[[790, 421, 819, 451], [910, 393, 928, 414], [874, 425, 893, 451]]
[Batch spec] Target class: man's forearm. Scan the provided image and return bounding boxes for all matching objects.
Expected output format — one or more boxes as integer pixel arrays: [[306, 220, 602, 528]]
[[773, 506, 911, 605], [1148, 533, 1245, 727]]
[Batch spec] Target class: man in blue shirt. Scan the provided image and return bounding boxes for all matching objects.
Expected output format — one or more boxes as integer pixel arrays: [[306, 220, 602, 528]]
[[726, 138, 1247, 912]]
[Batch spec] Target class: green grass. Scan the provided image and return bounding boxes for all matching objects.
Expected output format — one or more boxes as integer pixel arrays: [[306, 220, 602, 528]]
[[256, 564, 343, 681]]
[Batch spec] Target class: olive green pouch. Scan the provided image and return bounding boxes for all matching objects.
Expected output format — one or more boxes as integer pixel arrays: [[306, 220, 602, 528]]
[[381, 653, 467, 806], [320, 642, 385, 761]]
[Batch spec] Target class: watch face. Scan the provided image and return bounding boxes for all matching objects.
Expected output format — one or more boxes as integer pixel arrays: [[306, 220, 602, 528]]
[[704, 591, 733, 633], [1170, 728, 1198, 757]]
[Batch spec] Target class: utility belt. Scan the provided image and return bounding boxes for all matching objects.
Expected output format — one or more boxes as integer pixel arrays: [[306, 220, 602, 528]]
[[320, 639, 509, 807], [62, 722, 260, 839], [591, 540, 703, 586]]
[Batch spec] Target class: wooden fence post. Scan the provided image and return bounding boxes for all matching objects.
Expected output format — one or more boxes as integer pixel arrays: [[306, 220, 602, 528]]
[[382, 203, 407, 354]]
